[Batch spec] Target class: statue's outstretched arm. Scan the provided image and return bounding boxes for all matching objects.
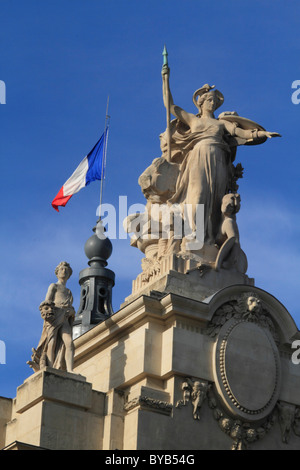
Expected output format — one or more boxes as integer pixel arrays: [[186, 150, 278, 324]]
[[223, 119, 281, 140], [236, 127, 281, 140]]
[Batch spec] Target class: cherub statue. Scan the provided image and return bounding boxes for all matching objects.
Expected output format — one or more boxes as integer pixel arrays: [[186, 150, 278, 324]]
[[27, 261, 75, 373], [190, 380, 211, 420]]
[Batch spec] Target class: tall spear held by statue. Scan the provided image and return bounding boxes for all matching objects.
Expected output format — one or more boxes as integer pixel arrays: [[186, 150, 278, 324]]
[[162, 45, 172, 162]]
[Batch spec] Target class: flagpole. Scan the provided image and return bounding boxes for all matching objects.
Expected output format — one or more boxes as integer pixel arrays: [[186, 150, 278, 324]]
[[98, 96, 110, 222]]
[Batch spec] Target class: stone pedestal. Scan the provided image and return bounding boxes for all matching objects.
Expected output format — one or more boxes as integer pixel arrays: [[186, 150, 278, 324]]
[[2, 283, 300, 450], [72, 283, 300, 450], [3, 368, 105, 450], [123, 252, 254, 306]]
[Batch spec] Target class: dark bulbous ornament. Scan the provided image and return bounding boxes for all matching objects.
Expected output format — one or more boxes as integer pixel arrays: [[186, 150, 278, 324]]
[[84, 220, 112, 267]]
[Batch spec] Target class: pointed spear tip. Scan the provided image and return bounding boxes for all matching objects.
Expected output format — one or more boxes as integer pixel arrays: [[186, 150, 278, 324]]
[[162, 45, 168, 66]]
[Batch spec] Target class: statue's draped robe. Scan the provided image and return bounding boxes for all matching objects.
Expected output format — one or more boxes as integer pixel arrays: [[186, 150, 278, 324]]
[[35, 284, 74, 369], [167, 119, 235, 242]]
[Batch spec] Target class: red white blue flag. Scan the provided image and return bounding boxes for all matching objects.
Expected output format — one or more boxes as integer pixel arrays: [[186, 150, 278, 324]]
[[52, 127, 108, 212]]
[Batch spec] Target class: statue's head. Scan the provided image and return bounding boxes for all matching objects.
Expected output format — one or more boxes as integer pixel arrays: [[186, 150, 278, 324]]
[[193, 84, 224, 115], [221, 193, 240, 216], [192, 381, 201, 392], [55, 261, 73, 281]]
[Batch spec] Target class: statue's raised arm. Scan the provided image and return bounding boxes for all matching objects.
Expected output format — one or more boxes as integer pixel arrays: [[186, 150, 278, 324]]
[[162, 64, 195, 128]]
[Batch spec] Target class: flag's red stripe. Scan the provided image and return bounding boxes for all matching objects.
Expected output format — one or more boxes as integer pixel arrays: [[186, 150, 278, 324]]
[[51, 186, 72, 212]]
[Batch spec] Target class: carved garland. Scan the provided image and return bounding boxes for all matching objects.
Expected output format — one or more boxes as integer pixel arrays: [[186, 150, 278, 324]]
[[176, 377, 300, 449], [207, 389, 277, 450], [124, 395, 173, 415], [175, 377, 277, 450]]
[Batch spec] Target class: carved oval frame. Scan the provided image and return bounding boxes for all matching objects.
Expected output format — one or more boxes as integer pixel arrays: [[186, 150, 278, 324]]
[[212, 317, 281, 422]]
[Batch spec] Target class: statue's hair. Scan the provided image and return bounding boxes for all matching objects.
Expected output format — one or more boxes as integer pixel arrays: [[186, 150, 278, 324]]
[[243, 292, 260, 301], [193, 85, 224, 116], [55, 261, 73, 278]]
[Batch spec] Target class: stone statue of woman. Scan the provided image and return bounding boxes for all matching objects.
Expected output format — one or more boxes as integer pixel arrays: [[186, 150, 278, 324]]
[[27, 261, 75, 373], [161, 66, 280, 245], [124, 52, 282, 291]]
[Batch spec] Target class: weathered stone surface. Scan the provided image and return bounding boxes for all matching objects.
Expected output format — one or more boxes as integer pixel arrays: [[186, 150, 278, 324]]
[[71, 285, 300, 450], [2, 285, 300, 450], [3, 368, 105, 450], [0, 397, 12, 449]]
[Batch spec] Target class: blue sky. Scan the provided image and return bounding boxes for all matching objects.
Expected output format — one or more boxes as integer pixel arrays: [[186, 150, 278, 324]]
[[1, 0, 300, 398]]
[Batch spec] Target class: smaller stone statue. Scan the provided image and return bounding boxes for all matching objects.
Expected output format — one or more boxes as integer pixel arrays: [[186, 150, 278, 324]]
[[181, 381, 191, 405], [213, 193, 247, 273], [27, 261, 75, 373], [191, 380, 211, 420]]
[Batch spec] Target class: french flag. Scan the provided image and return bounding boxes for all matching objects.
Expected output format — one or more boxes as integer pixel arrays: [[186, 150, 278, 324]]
[[52, 127, 108, 212]]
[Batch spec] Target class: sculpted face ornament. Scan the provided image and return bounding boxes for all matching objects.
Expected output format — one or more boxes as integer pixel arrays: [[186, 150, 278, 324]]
[[39, 301, 55, 321], [247, 295, 262, 314]]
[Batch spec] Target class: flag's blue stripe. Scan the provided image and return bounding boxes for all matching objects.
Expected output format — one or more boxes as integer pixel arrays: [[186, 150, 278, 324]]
[[86, 127, 107, 186]]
